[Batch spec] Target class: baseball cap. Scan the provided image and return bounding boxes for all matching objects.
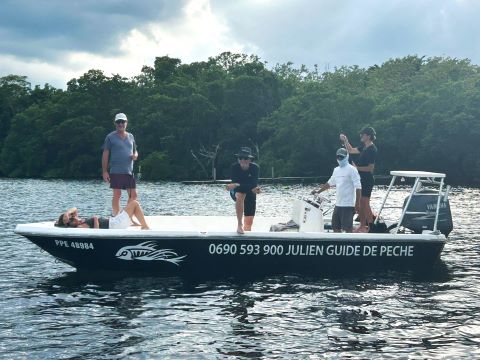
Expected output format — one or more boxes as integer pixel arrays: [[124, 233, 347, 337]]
[[336, 148, 348, 158], [114, 113, 128, 122]]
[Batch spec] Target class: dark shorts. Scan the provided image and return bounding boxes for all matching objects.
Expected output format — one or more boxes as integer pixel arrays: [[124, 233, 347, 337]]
[[359, 172, 374, 198], [230, 188, 257, 217], [332, 206, 355, 231], [110, 173, 136, 190]]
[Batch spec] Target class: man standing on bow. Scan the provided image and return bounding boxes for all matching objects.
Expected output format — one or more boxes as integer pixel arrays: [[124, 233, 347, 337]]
[[311, 148, 362, 233], [102, 113, 139, 216], [227, 147, 261, 234]]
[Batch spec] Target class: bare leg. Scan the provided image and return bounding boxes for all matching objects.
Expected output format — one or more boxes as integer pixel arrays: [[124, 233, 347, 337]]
[[123, 200, 150, 230], [244, 216, 254, 231], [235, 193, 246, 234], [355, 197, 370, 233], [127, 188, 138, 202], [112, 189, 121, 216], [127, 188, 141, 226], [365, 198, 374, 225]]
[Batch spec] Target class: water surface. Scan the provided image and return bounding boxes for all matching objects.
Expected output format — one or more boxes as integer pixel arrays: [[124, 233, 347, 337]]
[[1, 179, 479, 359]]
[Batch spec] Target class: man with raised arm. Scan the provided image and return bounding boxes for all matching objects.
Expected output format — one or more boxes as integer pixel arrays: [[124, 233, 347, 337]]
[[340, 126, 378, 232]]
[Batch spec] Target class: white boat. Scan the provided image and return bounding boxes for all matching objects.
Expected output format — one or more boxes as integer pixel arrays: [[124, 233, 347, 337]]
[[14, 171, 452, 276]]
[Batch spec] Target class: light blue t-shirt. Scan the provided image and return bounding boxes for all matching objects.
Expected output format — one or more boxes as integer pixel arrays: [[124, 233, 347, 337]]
[[103, 131, 136, 174]]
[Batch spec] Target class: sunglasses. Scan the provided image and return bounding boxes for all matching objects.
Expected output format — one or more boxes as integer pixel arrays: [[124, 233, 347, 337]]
[[238, 156, 250, 161], [115, 120, 127, 124], [336, 155, 346, 160]]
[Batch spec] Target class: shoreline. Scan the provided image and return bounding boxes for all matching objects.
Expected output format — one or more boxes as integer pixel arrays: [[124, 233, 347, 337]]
[[0, 176, 477, 187]]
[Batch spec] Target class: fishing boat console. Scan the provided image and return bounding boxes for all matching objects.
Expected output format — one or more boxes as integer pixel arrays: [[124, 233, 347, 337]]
[[14, 171, 452, 276]]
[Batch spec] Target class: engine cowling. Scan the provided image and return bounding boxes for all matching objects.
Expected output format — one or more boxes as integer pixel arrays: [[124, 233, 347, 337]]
[[402, 190, 453, 236]]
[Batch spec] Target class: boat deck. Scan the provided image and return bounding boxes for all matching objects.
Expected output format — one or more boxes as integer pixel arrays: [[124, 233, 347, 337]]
[[17, 216, 287, 233], [14, 216, 446, 242], [144, 216, 287, 232]]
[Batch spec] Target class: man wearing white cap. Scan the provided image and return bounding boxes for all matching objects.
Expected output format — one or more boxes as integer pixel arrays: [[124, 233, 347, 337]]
[[311, 148, 362, 232], [102, 113, 139, 216]]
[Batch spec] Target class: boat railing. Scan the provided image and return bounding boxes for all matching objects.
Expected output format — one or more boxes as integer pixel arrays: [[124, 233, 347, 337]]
[[374, 171, 449, 234]]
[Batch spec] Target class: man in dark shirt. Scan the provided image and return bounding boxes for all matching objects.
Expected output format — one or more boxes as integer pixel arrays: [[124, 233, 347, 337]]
[[340, 127, 378, 232], [227, 147, 261, 234]]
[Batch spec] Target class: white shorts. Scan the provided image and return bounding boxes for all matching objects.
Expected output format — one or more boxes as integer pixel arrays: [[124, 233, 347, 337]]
[[109, 211, 131, 229]]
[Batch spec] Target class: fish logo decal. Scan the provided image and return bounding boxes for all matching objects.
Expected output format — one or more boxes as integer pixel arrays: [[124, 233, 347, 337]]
[[115, 241, 186, 265]]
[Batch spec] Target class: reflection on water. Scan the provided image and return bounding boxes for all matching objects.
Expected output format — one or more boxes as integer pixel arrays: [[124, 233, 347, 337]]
[[1, 179, 479, 359]]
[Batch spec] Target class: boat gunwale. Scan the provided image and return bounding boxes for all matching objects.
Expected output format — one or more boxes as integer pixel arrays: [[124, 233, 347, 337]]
[[14, 224, 447, 243]]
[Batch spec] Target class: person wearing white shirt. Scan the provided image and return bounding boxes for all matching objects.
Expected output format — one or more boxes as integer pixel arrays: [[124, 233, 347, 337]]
[[311, 148, 362, 232]]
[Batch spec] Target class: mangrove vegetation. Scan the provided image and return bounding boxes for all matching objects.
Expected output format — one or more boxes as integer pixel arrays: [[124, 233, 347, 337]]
[[0, 52, 479, 185]]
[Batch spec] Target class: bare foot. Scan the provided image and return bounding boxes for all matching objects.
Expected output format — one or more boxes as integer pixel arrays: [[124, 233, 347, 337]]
[[141, 226, 150, 230], [131, 220, 141, 226], [354, 227, 368, 233], [237, 225, 244, 234]]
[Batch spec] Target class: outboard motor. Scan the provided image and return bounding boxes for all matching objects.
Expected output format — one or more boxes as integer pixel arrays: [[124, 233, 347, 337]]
[[290, 197, 324, 232], [401, 190, 453, 236]]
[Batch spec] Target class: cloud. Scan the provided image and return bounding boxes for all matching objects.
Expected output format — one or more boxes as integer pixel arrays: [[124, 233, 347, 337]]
[[209, 0, 480, 69], [0, 53, 78, 88], [0, 0, 186, 60], [1, 0, 480, 88], [122, 0, 257, 64], [0, 0, 255, 87]]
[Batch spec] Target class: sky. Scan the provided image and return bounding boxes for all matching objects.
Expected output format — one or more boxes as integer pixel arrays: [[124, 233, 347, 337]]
[[1, 0, 479, 88]]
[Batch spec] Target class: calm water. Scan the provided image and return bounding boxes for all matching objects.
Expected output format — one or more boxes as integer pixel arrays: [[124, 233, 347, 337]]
[[1, 179, 480, 359]]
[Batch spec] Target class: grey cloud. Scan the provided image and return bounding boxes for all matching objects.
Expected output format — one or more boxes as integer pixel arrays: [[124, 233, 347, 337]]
[[2, 0, 480, 88], [0, 0, 187, 61], [211, 0, 480, 69]]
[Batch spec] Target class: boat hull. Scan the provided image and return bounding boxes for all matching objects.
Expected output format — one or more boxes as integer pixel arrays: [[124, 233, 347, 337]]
[[20, 233, 445, 276]]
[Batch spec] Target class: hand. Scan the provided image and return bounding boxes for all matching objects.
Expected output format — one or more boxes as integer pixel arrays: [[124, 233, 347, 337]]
[[355, 203, 360, 214], [67, 208, 77, 217], [352, 162, 357, 168], [103, 171, 110, 183], [131, 153, 138, 161], [226, 183, 238, 190], [64, 208, 78, 224], [252, 186, 261, 194]]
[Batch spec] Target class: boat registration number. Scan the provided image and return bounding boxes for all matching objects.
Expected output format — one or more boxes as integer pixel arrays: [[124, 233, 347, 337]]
[[55, 240, 94, 250]]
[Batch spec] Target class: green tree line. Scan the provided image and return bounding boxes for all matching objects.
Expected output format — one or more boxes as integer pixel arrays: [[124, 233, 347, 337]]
[[0, 53, 479, 185]]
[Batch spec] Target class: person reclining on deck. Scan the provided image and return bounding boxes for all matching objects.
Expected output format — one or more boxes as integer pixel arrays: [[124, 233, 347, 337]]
[[55, 200, 150, 230], [311, 148, 361, 233], [226, 147, 261, 234]]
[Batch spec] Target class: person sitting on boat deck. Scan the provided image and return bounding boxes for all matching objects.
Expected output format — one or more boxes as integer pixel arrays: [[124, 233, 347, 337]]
[[226, 147, 261, 234], [340, 126, 378, 233], [55, 200, 150, 230], [311, 148, 361, 233]]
